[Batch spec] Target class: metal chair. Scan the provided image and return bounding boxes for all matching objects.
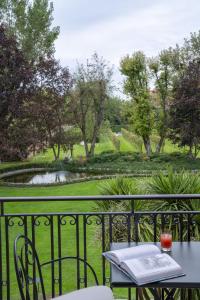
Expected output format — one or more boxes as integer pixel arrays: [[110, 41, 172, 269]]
[[14, 235, 114, 300]]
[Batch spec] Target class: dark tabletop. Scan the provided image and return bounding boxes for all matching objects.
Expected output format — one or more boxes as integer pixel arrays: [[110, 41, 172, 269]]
[[111, 242, 200, 288]]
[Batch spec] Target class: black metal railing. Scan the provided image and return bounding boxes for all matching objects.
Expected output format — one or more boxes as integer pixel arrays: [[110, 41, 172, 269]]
[[1, 194, 200, 300]]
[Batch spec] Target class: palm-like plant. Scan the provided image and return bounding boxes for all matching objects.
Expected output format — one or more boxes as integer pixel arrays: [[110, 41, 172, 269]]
[[146, 167, 200, 211], [95, 177, 154, 243]]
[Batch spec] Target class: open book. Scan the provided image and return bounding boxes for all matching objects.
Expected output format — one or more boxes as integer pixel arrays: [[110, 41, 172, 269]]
[[103, 244, 184, 285]]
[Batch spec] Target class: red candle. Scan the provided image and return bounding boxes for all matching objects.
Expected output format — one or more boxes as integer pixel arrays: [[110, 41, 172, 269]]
[[160, 233, 172, 251]]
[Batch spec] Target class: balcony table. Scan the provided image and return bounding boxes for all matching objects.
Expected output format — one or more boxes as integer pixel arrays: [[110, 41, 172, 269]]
[[110, 242, 200, 300]]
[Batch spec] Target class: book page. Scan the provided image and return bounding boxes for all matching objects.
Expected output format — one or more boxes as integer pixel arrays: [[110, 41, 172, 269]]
[[121, 253, 182, 285], [104, 244, 160, 265]]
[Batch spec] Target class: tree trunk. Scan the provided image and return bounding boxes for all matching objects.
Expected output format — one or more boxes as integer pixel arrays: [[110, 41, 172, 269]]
[[82, 134, 89, 158], [194, 143, 198, 158], [155, 135, 165, 153], [57, 143, 60, 160], [52, 145, 57, 160], [80, 125, 89, 158], [143, 136, 152, 157], [70, 146, 73, 158], [188, 143, 194, 158], [89, 127, 99, 157]]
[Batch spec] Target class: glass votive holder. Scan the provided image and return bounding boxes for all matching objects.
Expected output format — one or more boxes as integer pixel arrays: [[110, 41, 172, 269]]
[[160, 232, 172, 252]]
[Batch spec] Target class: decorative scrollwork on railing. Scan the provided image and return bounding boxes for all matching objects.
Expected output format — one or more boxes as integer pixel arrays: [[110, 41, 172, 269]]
[[7, 216, 25, 227], [161, 213, 171, 228], [190, 213, 197, 226], [122, 214, 130, 225], [59, 215, 77, 226], [172, 214, 180, 226], [85, 214, 103, 226], [109, 214, 130, 242], [148, 214, 158, 226], [111, 214, 129, 226], [33, 215, 51, 227]]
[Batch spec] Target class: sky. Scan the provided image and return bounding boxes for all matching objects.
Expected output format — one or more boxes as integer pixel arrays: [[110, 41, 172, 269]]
[[52, 0, 200, 96]]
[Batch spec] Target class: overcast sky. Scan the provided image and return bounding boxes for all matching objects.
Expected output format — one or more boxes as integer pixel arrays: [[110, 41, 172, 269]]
[[52, 0, 200, 95]]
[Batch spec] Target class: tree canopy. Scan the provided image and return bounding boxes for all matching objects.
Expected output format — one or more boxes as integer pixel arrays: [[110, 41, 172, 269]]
[[169, 60, 200, 157], [0, 0, 59, 61], [0, 24, 34, 160], [70, 53, 113, 158], [120, 51, 153, 156]]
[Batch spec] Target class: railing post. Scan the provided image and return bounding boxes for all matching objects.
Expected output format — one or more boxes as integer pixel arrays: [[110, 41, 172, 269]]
[[131, 199, 134, 214], [1, 201, 4, 216]]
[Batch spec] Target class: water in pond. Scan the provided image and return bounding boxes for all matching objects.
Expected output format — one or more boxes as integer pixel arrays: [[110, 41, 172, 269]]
[[3, 171, 87, 184]]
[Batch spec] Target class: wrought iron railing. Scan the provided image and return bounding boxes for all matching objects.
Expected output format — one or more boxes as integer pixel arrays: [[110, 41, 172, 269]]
[[1, 194, 200, 300]]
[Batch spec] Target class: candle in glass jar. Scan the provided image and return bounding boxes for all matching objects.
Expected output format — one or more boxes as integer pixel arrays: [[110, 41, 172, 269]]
[[160, 232, 172, 251]]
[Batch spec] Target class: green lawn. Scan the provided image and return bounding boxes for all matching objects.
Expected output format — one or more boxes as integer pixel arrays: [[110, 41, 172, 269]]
[[1, 181, 99, 214], [118, 136, 135, 152]]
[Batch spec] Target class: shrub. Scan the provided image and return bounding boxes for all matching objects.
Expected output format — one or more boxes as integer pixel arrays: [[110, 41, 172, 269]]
[[145, 167, 200, 239], [122, 153, 142, 162], [88, 152, 121, 164], [94, 177, 154, 244]]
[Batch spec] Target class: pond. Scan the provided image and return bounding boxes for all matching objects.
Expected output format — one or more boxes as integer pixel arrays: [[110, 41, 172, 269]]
[[3, 170, 87, 185]]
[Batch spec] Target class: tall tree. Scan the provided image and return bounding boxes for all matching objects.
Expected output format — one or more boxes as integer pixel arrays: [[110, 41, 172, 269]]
[[0, 0, 59, 61], [169, 60, 200, 157], [120, 51, 153, 156], [149, 49, 174, 153], [29, 57, 72, 160], [70, 53, 113, 158], [0, 24, 34, 161]]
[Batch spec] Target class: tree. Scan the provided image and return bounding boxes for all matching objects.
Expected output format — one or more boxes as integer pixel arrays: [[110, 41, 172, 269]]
[[120, 51, 153, 156], [169, 60, 200, 157], [149, 49, 174, 153], [104, 97, 126, 132], [0, 0, 59, 61], [29, 57, 72, 160], [62, 127, 82, 158], [0, 24, 34, 161], [70, 53, 113, 158]]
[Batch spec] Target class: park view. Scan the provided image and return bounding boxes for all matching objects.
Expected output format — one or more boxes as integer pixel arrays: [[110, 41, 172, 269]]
[[1, 1, 200, 300]]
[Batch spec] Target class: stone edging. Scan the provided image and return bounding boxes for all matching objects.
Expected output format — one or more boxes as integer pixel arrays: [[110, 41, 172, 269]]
[[0, 173, 148, 187], [0, 168, 55, 179], [1, 166, 199, 187]]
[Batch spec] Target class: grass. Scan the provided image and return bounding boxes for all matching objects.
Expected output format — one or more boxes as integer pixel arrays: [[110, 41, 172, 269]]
[[118, 136, 135, 152], [1, 181, 99, 214]]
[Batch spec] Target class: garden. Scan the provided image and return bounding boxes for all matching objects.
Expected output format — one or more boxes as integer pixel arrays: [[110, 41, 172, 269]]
[[1, 1, 200, 299]]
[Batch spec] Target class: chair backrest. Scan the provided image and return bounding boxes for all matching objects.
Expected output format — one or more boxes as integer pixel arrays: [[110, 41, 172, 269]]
[[14, 235, 99, 300], [14, 234, 46, 300]]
